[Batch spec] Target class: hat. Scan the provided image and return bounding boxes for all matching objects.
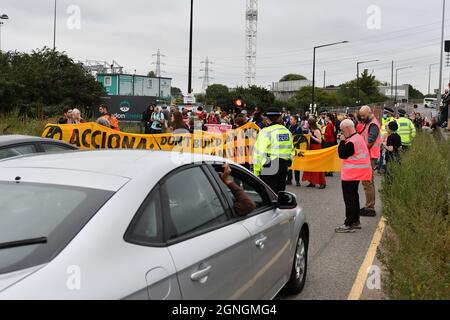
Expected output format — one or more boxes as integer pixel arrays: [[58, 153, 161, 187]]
[[264, 107, 282, 117], [384, 107, 395, 116], [320, 110, 328, 115], [241, 110, 248, 115], [388, 121, 398, 132], [398, 109, 406, 116]]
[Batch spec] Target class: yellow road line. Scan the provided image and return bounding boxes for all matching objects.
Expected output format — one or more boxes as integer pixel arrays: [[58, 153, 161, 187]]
[[347, 217, 386, 300]]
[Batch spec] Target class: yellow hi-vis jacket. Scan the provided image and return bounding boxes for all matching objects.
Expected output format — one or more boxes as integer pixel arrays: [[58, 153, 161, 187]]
[[253, 124, 295, 176], [397, 117, 416, 147], [381, 116, 394, 136]]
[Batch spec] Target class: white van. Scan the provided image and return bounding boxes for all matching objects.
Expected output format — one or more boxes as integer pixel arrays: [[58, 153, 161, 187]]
[[424, 98, 437, 108]]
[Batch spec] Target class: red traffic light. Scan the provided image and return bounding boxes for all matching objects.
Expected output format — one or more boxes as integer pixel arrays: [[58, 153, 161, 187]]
[[233, 99, 243, 108]]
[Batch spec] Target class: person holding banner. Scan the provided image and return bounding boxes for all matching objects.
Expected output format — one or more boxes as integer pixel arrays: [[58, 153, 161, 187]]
[[286, 116, 302, 187], [335, 119, 372, 233], [302, 118, 327, 189], [253, 107, 295, 194]]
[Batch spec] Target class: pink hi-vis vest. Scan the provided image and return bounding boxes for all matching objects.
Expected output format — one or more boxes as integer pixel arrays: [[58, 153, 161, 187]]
[[361, 116, 381, 159], [341, 134, 373, 182]]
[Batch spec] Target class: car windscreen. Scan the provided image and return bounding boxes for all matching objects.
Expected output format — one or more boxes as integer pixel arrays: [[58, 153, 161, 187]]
[[0, 181, 114, 275]]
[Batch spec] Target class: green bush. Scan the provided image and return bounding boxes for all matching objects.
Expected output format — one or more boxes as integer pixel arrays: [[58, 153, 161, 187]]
[[0, 110, 47, 136], [380, 134, 450, 300]]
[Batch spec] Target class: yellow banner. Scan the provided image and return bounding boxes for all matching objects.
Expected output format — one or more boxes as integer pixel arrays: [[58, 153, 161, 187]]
[[42, 122, 342, 172]]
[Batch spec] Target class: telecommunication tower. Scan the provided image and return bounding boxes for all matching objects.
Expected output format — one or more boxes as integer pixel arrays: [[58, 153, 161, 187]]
[[245, 0, 258, 86]]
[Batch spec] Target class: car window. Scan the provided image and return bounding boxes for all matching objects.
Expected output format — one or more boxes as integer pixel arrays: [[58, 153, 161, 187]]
[[0, 181, 114, 275], [124, 188, 162, 245], [163, 166, 228, 240], [41, 143, 73, 152], [213, 165, 270, 211], [0, 144, 36, 160]]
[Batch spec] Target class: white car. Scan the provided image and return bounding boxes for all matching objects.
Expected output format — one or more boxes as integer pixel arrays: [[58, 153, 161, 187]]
[[0, 150, 309, 300]]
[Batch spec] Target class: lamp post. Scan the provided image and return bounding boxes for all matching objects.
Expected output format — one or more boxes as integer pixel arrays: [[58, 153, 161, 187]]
[[53, 0, 57, 50], [437, 0, 446, 114], [395, 66, 412, 103], [312, 41, 349, 115], [428, 63, 440, 95], [356, 59, 379, 106], [188, 0, 194, 94], [0, 14, 9, 53]]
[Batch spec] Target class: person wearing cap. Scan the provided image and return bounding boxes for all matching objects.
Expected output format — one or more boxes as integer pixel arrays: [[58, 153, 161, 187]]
[[377, 107, 395, 174], [381, 107, 395, 137], [253, 107, 295, 194], [335, 119, 373, 233], [396, 109, 416, 150], [382, 121, 402, 176]]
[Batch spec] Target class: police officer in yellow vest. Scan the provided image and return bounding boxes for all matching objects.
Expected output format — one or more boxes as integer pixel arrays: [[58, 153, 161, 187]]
[[254, 107, 295, 194], [397, 109, 416, 150], [381, 107, 395, 137]]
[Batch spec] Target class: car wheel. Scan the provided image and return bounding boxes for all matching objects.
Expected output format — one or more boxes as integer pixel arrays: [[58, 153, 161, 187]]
[[283, 228, 308, 295]]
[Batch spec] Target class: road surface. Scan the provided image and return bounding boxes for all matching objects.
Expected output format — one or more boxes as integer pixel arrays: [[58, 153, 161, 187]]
[[278, 173, 383, 300]]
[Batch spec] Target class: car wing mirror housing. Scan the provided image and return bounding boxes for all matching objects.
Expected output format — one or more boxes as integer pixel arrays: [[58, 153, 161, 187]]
[[276, 191, 298, 210]]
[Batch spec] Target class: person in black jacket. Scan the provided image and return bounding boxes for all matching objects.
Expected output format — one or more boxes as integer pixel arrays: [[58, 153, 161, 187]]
[[142, 104, 155, 134]]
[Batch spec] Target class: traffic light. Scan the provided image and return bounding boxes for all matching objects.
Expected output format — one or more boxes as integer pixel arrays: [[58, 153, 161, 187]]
[[232, 98, 244, 108]]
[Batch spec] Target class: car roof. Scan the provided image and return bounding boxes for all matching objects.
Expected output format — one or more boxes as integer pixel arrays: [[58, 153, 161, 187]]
[[0, 135, 74, 148], [0, 150, 232, 181]]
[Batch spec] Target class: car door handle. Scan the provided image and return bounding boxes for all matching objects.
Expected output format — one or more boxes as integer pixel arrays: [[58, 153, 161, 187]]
[[190, 264, 212, 282], [255, 236, 268, 249]]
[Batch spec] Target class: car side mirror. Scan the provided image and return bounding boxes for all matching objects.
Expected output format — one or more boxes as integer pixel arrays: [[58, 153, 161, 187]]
[[276, 191, 297, 210]]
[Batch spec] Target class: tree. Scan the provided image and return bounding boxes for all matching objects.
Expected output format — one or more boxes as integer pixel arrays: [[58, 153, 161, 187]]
[[0, 47, 105, 114], [408, 85, 424, 100], [171, 87, 183, 99], [147, 71, 156, 77], [338, 69, 388, 105], [280, 74, 307, 82], [230, 85, 275, 110], [206, 84, 230, 107]]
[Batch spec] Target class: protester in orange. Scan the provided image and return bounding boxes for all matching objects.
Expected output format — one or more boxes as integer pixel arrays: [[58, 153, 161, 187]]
[[98, 105, 120, 131]]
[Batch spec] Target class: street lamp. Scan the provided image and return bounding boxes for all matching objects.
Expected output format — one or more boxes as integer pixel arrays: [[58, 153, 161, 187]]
[[312, 41, 349, 115], [428, 63, 440, 95], [356, 59, 379, 106], [395, 66, 412, 103], [188, 0, 194, 94], [53, 0, 57, 50], [0, 13, 9, 53]]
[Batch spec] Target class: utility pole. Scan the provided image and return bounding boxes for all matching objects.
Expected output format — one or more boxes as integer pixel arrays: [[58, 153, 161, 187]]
[[437, 0, 446, 111], [53, 0, 57, 50], [323, 70, 326, 88], [391, 61, 394, 101], [188, 0, 194, 94], [200, 56, 214, 94]]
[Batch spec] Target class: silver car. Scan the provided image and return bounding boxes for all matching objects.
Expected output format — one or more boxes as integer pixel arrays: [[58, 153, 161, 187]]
[[0, 150, 309, 300]]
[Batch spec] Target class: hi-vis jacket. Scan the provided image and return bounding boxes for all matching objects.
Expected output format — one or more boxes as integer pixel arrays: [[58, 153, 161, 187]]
[[253, 124, 295, 176], [341, 133, 373, 182], [396, 117, 416, 147], [361, 116, 381, 159], [381, 116, 394, 136]]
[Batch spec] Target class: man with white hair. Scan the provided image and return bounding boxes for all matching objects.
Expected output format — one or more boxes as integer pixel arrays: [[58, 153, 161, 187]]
[[358, 105, 381, 217], [335, 119, 373, 233]]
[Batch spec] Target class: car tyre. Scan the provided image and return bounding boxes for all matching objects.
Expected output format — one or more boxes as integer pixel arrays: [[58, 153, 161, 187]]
[[283, 228, 308, 295]]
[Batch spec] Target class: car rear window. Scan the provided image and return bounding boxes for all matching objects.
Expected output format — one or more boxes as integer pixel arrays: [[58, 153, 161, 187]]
[[0, 181, 114, 275]]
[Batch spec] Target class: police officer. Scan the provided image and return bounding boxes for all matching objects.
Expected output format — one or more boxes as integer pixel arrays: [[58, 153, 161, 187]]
[[381, 107, 395, 137], [397, 109, 416, 150], [253, 107, 295, 194]]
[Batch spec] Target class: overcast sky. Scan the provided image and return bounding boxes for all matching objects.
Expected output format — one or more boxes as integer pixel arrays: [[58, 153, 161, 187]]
[[2, 0, 450, 95]]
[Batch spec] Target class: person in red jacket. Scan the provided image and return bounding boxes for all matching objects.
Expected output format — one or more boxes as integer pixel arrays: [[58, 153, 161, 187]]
[[324, 113, 337, 177]]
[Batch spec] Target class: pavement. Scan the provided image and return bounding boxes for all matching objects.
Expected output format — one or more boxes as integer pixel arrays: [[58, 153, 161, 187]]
[[277, 173, 384, 300]]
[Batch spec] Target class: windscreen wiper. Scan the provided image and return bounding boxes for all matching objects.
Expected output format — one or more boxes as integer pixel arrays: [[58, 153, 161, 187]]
[[0, 237, 48, 250]]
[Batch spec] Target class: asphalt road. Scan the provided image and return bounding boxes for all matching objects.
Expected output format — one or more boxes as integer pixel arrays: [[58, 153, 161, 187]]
[[279, 104, 435, 300], [278, 173, 382, 300]]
